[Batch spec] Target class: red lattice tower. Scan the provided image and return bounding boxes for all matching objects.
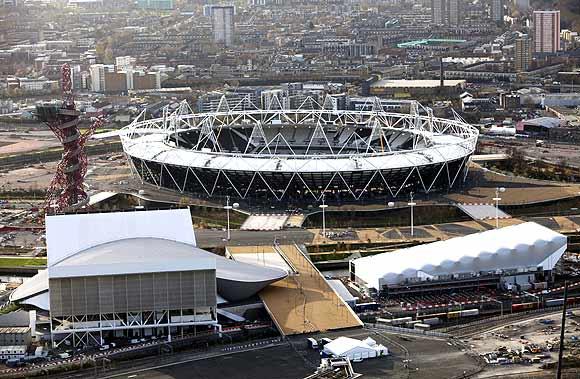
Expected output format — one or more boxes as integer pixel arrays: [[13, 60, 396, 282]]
[[37, 64, 102, 213]]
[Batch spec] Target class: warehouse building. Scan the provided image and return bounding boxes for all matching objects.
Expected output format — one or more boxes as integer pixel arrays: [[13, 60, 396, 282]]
[[350, 222, 567, 297], [0, 311, 33, 347], [0, 328, 31, 347], [366, 79, 466, 98]]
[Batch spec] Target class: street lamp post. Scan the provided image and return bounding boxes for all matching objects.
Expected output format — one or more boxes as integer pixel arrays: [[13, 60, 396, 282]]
[[224, 196, 239, 241], [408, 193, 416, 237], [387, 201, 395, 228], [493, 187, 506, 229], [319, 195, 328, 238]]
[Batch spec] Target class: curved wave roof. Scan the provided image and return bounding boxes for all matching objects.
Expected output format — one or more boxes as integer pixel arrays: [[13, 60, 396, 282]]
[[12, 238, 287, 306], [352, 222, 567, 289]]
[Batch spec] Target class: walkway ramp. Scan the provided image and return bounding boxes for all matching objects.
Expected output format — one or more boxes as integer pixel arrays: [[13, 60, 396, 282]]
[[471, 154, 509, 162], [257, 244, 363, 336], [458, 203, 511, 221]]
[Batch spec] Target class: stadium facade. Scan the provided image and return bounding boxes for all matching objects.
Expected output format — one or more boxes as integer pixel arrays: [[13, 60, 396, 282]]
[[121, 97, 479, 204], [10, 209, 287, 347]]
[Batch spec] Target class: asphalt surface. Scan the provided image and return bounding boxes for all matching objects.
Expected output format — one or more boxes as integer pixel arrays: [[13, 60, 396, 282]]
[[194, 229, 314, 248], [111, 344, 312, 379], [93, 329, 479, 379]]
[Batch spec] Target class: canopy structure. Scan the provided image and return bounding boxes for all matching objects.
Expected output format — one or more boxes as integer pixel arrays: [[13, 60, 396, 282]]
[[323, 337, 388, 361], [351, 222, 567, 290]]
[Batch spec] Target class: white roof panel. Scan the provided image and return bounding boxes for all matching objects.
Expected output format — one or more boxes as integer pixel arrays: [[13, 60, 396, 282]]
[[46, 209, 195, 266], [124, 134, 471, 173], [48, 238, 216, 278], [327, 279, 358, 303], [9, 270, 48, 302]]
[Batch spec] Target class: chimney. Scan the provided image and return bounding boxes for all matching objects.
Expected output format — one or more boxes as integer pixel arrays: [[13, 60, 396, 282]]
[[440, 57, 444, 87]]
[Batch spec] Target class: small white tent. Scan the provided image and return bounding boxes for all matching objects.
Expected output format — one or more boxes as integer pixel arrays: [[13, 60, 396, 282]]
[[323, 337, 388, 361]]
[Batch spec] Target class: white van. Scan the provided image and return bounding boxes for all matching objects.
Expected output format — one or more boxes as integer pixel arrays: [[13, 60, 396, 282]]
[[307, 337, 319, 349]]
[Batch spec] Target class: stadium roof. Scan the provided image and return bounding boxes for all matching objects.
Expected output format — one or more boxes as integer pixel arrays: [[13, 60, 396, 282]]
[[127, 133, 471, 173], [351, 222, 567, 290], [10, 270, 48, 303]]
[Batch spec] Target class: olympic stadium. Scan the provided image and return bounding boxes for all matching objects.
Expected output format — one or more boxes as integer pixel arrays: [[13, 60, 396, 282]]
[[121, 99, 479, 204]]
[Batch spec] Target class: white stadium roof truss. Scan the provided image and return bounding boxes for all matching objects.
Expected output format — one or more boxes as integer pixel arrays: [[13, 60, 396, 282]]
[[121, 96, 478, 201]]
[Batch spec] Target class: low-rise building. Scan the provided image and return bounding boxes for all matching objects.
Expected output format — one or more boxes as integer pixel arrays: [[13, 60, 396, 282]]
[[367, 79, 465, 98], [0, 346, 27, 361], [0, 328, 31, 346]]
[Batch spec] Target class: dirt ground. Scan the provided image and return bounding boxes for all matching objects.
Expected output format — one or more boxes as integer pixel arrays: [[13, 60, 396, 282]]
[[0, 153, 130, 193], [0, 128, 61, 156], [465, 312, 580, 378], [444, 165, 580, 205]]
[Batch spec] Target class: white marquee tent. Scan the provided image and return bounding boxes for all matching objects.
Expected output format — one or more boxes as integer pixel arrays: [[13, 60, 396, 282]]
[[351, 222, 567, 290], [323, 337, 388, 361]]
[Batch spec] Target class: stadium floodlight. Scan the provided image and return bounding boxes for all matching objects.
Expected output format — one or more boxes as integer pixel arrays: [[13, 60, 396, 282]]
[[493, 187, 506, 229]]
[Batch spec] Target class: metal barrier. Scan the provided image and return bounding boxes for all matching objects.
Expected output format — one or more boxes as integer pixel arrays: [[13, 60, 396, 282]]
[[439, 303, 580, 335], [365, 323, 450, 338]]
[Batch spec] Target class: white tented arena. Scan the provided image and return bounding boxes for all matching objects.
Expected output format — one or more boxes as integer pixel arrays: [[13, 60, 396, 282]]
[[120, 98, 478, 204], [350, 222, 567, 297]]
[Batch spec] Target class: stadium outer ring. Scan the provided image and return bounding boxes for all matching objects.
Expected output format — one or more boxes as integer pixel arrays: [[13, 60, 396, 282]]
[[120, 100, 479, 203]]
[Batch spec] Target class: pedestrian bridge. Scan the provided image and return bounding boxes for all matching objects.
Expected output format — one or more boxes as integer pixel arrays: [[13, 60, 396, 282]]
[[471, 154, 510, 162]]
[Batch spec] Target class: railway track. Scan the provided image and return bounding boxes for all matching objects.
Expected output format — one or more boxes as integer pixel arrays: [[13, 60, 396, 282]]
[[446, 308, 569, 338]]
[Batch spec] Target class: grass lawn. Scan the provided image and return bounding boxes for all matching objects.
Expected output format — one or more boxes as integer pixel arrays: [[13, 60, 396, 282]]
[[0, 257, 47, 268]]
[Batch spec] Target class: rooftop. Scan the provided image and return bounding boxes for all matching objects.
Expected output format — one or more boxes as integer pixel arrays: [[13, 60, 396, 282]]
[[48, 237, 216, 278], [352, 222, 567, 289]]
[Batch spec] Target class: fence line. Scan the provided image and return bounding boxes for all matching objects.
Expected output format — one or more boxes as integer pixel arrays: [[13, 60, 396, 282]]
[[365, 323, 450, 338], [439, 303, 580, 335]]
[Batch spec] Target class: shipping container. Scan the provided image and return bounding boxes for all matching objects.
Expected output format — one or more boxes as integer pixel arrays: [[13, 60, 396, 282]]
[[355, 302, 380, 312], [447, 311, 461, 319], [422, 317, 441, 326], [460, 309, 480, 317], [545, 298, 564, 307], [391, 317, 413, 326]]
